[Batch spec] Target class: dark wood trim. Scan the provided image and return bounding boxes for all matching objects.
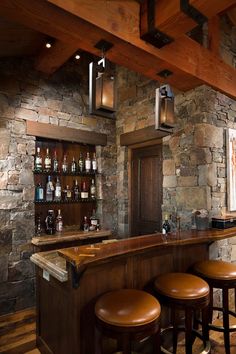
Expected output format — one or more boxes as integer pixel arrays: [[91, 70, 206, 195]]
[[26, 121, 107, 146], [120, 125, 168, 146]]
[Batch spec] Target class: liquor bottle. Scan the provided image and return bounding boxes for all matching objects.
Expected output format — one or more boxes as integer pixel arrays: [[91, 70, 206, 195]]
[[82, 216, 89, 232], [44, 148, 51, 172], [54, 177, 62, 201], [45, 175, 54, 201], [78, 152, 84, 173], [64, 185, 72, 201], [34, 147, 42, 172], [45, 210, 55, 235], [56, 209, 63, 233], [89, 209, 99, 231], [90, 179, 96, 199], [81, 181, 88, 199], [85, 152, 91, 173], [35, 183, 44, 201], [73, 179, 80, 201], [92, 152, 97, 172], [162, 215, 171, 234], [52, 150, 59, 173], [62, 155, 68, 173], [71, 156, 77, 173], [35, 216, 42, 236]]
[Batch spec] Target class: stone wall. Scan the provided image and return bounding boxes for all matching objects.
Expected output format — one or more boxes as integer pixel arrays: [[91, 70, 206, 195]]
[[0, 57, 117, 315]]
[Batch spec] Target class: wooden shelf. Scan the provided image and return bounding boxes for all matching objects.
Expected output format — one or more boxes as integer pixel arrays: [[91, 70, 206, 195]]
[[120, 125, 169, 146], [26, 121, 107, 146]]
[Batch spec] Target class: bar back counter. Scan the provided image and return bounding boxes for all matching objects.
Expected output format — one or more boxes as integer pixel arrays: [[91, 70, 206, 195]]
[[31, 228, 236, 354]]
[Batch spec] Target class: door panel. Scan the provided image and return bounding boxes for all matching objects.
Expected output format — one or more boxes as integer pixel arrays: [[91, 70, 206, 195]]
[[131, 145, 162, 236]]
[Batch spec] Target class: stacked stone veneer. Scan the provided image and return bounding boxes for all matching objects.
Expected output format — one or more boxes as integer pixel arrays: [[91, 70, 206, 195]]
[[0, 57, 117, 315], [116, 69, 236, 255]]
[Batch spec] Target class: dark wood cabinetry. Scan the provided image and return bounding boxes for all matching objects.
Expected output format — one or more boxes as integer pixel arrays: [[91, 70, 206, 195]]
[[34, 138, 97, 230]]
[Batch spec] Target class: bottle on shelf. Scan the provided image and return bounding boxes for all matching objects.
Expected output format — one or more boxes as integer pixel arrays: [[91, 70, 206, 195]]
[[89, 209, 99, 231], [162, 215, 171, 234], [46, 175, 54, 202], [53, 150, 59, 173], [35, 216, 42, 236], [81, 181, 89, 199], [92, 152, 97, 172], [85, 152, 91, 173], [62, 155, 68, 173], [64, 185, 72, 201], [54, 177, 62, 201], [82, 216, 89, 232], [71, 156, 77, 173], [73, 179, 80, 201], [78, 152, 84, 173], [45, 210, 55, 235], [90, 179, 96, 199], [35, 182, 44, 201], [34, 147, 42, 172], [44, 148, 51, 172], [56, 209, 63, 233]]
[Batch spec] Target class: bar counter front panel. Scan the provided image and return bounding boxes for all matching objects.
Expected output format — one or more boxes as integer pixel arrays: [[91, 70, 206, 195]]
[[32, 228, 236, 354]]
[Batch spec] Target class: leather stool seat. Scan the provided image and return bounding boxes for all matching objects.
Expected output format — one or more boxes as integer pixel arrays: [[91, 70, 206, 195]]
[[194, 259, 236, 280], [154, 272, 210, 354], [193, 260, 236, 354], [95, 289, 161, 327], [154, 273, 209, 300], [95, 289, 161, 354]]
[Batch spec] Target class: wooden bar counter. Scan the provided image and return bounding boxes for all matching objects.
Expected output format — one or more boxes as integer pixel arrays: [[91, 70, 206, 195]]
[[31, 228, 236, 354]]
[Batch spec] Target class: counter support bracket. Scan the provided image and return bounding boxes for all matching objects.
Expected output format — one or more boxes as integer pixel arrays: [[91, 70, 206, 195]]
[[71, 265, 86, 289]]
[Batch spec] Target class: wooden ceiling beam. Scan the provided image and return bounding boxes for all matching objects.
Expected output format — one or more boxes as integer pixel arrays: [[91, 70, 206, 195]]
[[47, 0, 236, 99], [35, 40, 78, 74], [0, 0, 200, 90], [208, 16, 220, 57], [149, 0, 236, 39], [1, 0, 236, 99], [227, 7, 236, 25]]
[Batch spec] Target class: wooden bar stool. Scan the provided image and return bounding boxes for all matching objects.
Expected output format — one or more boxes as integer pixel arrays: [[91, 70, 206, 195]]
[[154, 273, 210, 354], [193, 259, 236, 354], [94, 289, 161, 354]]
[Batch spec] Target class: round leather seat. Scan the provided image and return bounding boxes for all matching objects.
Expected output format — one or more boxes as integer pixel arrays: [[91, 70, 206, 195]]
[[154, 273, 209, 300], [193, 260, 236, 280], [95, 289, 161, 327]]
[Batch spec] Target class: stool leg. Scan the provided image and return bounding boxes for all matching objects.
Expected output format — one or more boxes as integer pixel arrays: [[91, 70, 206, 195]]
[[95, 326, 102, 354], [185, 308, 193, 354], [235, 288, 236, 313], [152, 328, 161, 354], [171, 307, 178, 354], [201, 306, 209, 344], [208, 287, 214, 324], [122, 333, 132, 354], [222, 288, 230, 354]]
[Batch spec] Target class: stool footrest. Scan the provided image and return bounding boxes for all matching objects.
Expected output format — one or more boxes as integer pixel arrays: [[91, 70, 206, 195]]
[[160, 326, 211, 354]]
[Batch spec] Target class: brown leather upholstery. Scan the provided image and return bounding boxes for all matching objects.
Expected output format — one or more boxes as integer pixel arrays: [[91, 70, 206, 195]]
[[193, 260, 236, 280], [95, 289, 161, 327], [154, 273, 209, 300]]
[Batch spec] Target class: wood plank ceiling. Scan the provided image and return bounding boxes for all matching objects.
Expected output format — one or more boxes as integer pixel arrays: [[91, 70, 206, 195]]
[[0, 0, 236, 98]]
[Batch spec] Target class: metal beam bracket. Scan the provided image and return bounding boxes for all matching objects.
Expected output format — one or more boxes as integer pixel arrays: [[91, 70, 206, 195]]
[[180, 0, 208, 25], [140, 0, 174, 48]]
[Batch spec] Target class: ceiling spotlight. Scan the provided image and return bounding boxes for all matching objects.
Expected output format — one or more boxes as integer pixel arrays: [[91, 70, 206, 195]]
[[45, 38, 54, 49], [75, 53, 81, 60]]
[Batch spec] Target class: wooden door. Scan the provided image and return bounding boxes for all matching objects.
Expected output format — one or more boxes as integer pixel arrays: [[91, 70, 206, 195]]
[[131, 144, 163, 236]]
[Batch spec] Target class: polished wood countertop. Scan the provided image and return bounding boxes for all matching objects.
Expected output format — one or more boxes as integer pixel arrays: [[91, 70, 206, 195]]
[[58, 227, 236, 268], [31, 229, 112, 246]]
